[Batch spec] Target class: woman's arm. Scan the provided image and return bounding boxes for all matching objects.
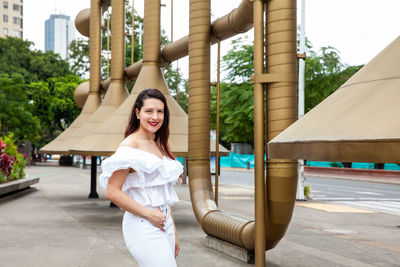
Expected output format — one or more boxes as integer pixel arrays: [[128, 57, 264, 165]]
[[170, 207, 180, 258], [106, 169, 167, 231]]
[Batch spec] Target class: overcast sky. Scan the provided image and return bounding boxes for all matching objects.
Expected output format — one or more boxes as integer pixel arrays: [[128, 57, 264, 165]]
[[23, 0, 400, 80]]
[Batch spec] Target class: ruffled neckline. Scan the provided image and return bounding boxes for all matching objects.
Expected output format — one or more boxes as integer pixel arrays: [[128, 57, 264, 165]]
[[118, 146, 166, 160]]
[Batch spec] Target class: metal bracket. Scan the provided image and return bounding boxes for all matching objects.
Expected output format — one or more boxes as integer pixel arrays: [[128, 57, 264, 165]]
[[250, 73, 298, 84], [297, 53, 306, 59]]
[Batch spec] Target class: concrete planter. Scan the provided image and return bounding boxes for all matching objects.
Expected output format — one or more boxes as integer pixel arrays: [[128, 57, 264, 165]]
[[0, 177, 40, 196]]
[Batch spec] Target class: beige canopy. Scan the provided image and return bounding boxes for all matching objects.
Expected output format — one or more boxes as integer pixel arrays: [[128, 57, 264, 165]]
[[268, 36, 400, 163]]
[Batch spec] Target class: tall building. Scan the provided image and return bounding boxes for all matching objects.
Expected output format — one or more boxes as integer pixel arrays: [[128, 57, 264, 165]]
[[0, 0, 23, 38], [45, 14, 75, 60]]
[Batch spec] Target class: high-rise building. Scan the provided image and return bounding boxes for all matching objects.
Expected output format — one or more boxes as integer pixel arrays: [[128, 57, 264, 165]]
[[0, 0, 23, 38], [45, 14, 75, 59]]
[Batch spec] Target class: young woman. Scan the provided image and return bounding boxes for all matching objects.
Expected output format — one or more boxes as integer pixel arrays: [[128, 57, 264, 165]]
[[99, 88, 183, 266]]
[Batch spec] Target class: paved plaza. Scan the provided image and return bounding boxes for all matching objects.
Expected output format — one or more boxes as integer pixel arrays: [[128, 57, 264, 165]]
[[0, 165, 399, 266]]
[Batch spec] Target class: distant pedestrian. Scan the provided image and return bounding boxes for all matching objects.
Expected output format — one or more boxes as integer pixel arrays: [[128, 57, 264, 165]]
[[100, 88, 182, 266]]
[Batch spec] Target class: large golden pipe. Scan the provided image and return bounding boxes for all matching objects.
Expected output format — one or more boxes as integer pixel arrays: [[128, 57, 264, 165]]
[[99, 0, 254, 90], [265, 0, 298, 250], [89, 0, 101, 97], [188, 0, 254, 251], [143, 0, 160, 63], [68, 0, 128, 154], [253, 0, 265, 264], [187, 0, 298, 255], [210, 0, 253, 43]]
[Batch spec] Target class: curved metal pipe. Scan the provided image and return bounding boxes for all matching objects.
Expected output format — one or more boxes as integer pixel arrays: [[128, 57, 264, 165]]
[[188, 0, 255, 251], [188, 0, 298, 253], [210, 0, 253, 43], [264, 0, 298, 250], [101, 0, 254, 90], [75, 1, 111, 37]]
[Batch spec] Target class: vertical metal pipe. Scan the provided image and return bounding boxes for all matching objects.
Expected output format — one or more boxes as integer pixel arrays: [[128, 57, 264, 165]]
[[110, 0, 125, 81], [87, 0, 102, 198], [171, 0, 174, 43], [106, 12, 110, 79], [265, 0, 298, 250], [215, 39, 221, 206], [253, 0, 266, 265], [89, 0, 101, 96], [100, 0, 128, 106], [131, 0, 135, 64], [143, 0, 160, 63], [188, 0, 214, 223]]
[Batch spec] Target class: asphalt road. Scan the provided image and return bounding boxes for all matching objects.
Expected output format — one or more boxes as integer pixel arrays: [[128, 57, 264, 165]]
[[305, 176, 400, 216], [212, 169, 400, 216]]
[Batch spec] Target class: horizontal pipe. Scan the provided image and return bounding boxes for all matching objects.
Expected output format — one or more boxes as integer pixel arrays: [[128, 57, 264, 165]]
[[101, 0, 254, 90]]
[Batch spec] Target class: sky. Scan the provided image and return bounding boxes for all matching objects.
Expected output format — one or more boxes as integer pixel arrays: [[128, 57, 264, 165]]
[[23, 0, 400, 81]]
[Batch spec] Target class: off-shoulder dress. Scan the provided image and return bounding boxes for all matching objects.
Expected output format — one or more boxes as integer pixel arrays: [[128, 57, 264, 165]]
[[99, 146, 183, 267]]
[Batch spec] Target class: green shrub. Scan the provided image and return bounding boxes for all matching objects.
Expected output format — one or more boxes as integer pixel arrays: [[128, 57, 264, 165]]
[[0, 135, 26, 183], [304, 185, 311, 199]]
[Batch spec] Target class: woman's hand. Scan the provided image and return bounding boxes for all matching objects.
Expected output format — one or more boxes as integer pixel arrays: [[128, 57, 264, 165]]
[[174, 235, 180, 258], [145, 208, 167, 231]]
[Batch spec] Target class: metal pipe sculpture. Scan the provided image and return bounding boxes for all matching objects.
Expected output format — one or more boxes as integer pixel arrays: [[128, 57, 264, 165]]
[[68, 0, 129, 153], [70, 0, 191, 156], [264, 0, 298, 251], [102, 0, 254, 89], [42, 0, 299, 259], [40, 0, 103, 154]]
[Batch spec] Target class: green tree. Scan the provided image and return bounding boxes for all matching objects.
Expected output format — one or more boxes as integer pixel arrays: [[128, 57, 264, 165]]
[[0, 73, 41, 142], [69, 38, 90, 77], [0, 37, 73, 83], [304, 45, 362, 112], [210, 37, 254, 144], [27, 75, 82, 147], [211, 37, 363, 144]]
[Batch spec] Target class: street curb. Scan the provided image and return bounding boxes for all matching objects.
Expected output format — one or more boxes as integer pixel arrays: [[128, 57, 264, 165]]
[[305, 167, 400, 185], [305, 166, 400, 177], [0, 176, 40, 196]]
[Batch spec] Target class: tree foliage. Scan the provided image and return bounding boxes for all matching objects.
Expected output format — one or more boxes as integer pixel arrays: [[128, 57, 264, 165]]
[[0, 37, 82, 147], [0, 37, 73, 83], [27, 75, 82, 147], [0, 73, 41, 142], [304, 45, 362, 112], [210, 37, 254, 144], [69, 38, 90, 77], [211, 37, 362, 144]]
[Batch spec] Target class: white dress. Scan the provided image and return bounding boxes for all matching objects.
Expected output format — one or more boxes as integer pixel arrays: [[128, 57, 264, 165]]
[[99, 146, 183, 267]]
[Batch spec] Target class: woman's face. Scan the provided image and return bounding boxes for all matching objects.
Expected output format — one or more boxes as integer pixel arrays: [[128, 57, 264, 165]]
[[136, 98, 165, 135]]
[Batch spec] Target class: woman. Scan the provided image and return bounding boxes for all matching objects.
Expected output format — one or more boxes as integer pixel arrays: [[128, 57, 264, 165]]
[[99, 88, 183, 266]]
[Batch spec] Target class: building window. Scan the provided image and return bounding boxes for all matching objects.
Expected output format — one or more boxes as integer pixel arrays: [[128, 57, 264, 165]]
[[3, 28, 8, 36], [4, 1, 8, 9], [3, 15, 8, 22], [12, 30, 20, 37], [13, 4, 19, 11], [13, 17, 20, 25]]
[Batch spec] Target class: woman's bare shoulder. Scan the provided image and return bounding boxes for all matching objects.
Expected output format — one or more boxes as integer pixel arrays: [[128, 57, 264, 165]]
[[118, 134, 140, 149]]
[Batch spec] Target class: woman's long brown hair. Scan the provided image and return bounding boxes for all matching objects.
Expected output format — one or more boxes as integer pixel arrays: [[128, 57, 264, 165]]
[[124, 88, 175, 160]]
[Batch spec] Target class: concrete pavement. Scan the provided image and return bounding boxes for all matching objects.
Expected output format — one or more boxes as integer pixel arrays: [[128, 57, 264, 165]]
[[0, 165, 399, 266]]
